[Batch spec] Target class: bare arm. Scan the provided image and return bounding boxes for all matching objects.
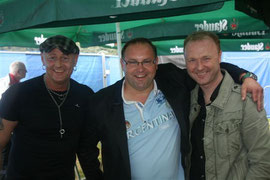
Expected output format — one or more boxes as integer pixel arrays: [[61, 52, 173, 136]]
[[0, 118, 18, 170]]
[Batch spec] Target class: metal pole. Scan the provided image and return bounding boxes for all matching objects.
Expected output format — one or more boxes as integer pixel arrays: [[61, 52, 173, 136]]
[[116, 22, 123, 78], [101, 53, 107, 88]]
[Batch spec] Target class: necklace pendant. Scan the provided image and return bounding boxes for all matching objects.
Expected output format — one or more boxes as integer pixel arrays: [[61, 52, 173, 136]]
[[59, 129, 65, 134], [59, 129, 65, 138]]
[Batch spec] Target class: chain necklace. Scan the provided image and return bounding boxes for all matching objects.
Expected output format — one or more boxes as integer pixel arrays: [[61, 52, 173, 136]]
[[48, 89, 68, 101], [43, 75, 70, 139]]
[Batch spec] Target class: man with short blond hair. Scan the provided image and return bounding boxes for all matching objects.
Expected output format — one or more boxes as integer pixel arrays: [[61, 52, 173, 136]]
[[185, 31, 270, 179]]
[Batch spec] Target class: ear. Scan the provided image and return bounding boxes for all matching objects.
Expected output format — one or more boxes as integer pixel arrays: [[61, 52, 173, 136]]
[[73, 54, 79, 66], [120, 58, 126, 71], [155, 57, 159, 69], [41, 53, 46, 65], [218, 50, 222, 63], [155, 57, 159, 64]]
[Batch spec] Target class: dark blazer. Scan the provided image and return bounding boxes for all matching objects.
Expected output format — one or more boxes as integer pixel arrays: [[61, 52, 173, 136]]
[[80, 63, 245, 180]]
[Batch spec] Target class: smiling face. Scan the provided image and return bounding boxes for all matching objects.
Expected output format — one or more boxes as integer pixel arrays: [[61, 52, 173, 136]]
[[121, 43, 158, 93], [41, 48, 78, 90], [184, 37, 223, 90]]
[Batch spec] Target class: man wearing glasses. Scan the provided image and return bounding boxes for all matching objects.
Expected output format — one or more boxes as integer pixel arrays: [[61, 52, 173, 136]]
[[82, 38, 263, 180]]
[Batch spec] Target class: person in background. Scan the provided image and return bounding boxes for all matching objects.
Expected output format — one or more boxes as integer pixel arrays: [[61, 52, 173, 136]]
[[0, 61, 27, 99], [81, 37, 263, 180], [0, 35, 102, 179], [0, 61, 27, 180], [185, 31, 270, 179]]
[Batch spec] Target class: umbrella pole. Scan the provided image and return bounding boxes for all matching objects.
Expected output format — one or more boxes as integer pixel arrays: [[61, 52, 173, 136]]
[[116, 22, 123, 78]]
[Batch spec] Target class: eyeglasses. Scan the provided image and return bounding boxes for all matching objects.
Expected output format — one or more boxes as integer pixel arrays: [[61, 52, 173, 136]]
[[123, 59, 157, 68]]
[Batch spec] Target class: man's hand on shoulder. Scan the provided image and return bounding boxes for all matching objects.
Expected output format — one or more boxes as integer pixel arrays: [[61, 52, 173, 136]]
[[241, 77, 264, 111]]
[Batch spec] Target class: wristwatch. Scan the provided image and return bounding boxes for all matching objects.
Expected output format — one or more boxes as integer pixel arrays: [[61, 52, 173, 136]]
[[241, 72, 258, 82]]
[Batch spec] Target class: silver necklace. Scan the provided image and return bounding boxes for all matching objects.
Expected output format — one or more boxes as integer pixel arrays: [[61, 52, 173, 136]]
[[43, 76, 70, 139], [48, 89, 68, 101]]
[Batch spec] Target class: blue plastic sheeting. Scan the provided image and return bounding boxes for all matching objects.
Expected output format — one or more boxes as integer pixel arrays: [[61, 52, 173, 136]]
[[222, 52, 270, 118], [0, 52, 121, 92], [106, 56, 123, 86], [75, 54, 104, 92], [1, 51, 269, 118], [0, 53, 28, 75]]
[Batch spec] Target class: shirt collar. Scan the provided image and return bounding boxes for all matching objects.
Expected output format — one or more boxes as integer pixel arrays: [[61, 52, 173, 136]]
[[198, 72, 224, 105], [9, 73, 19, 85], [121, 80, 158, 104]]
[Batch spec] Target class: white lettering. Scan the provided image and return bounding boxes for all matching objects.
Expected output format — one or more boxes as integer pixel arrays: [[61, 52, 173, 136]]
[[194, 19, 228, 32], [232, 30, 266, 38], [34, 34, 47, 45], [170, 46, 183, 53], [147, 121, 155, 129], [221, 19, 228, 31], [115, 0, 170, 8], [127, 130, 135, 139], [241, 42, 264, 51], [126, 111, 176, 139], [160, 114, 169, 122], [135, 127, 141, 135], [98, 31, 125, 43]]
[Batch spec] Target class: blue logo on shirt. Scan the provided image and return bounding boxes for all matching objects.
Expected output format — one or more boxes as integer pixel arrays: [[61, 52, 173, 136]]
[[156, 92, 166, 106]]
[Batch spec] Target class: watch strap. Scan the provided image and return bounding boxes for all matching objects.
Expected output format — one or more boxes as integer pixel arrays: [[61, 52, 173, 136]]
[[241, 72, 258, 82]]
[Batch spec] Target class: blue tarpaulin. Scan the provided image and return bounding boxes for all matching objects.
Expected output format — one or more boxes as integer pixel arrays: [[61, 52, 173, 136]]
[[222, 52, 270, 118], [0, 51, 269, 118], [0, 52, 121, 92]]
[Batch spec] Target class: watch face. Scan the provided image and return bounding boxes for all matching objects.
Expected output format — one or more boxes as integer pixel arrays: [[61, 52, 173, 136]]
[[251, 73, 257, 80], [247, 72, 257, 80], [253, 75, 258, 80]]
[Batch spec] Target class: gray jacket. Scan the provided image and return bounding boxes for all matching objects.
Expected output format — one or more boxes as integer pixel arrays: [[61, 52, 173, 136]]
[[189, 70, 270, 180]]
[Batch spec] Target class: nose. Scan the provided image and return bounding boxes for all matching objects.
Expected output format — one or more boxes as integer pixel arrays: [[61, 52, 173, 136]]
[[55, 58, 62, 67], [197, 60, 203, 70], [137, 62, 145, 71]]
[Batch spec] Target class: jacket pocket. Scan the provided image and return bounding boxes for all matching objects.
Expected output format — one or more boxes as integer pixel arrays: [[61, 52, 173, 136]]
[[214, 114, 242, 159]]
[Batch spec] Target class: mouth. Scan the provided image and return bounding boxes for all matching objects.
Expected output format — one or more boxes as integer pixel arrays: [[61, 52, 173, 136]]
[[135, 74, 147, 80], [54, 69, 64, 73], [196, 71, 207, 78]]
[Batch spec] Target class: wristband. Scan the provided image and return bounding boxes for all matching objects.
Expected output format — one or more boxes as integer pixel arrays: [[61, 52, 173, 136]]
[[241, 72, 258, 82]]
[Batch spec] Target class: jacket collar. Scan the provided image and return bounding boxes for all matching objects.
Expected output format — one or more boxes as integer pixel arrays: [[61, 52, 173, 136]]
[[193, 70, 235, 110], [112, 78, 125, 105], [121, 79, 158, 104], [111, 78, 132, 175]]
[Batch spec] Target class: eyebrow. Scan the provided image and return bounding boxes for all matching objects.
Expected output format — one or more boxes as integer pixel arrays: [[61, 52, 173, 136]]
[[126, 58, 153, 61]]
